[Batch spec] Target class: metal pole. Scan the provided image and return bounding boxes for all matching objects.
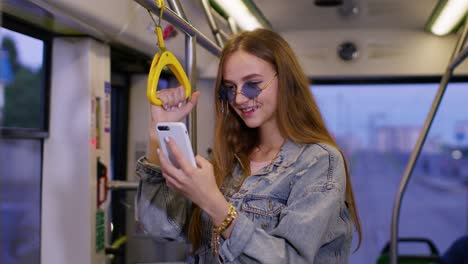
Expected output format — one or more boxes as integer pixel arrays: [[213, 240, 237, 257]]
[[209, 7, 234, 39], [218, 29, 231, 41], [390, 19, 468, 264], [107, 181, 139, 190], [449, 46, 468, 70], [167, 0, 198, 154], [134, 0, 222, 57], [187, 36, 198, 154], [452, 21, 468, 58], [227, 17, 239, 34], [199, 0, 224, 47], [167, 0, 187, 20]]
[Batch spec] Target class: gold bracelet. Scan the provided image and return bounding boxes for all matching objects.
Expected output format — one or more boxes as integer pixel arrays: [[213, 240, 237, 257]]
[[211, 203, 238, 256]]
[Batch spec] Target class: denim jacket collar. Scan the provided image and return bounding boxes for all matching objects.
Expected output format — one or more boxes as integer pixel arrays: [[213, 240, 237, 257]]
[[226, 138, 306, 185], [253, 138, 306, 176]]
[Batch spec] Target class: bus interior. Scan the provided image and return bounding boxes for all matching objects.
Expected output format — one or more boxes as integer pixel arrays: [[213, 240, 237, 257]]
[[1, 0, 467, 263]]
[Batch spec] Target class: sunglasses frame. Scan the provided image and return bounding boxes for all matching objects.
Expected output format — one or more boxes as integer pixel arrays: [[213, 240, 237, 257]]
[[220, 73, 278, 103]]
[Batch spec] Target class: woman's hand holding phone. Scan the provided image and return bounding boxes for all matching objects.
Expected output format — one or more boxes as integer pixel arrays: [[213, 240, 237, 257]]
[[157, 136, 228, 215], [147, 85, 200, 165], [148, 86, 231, 230]]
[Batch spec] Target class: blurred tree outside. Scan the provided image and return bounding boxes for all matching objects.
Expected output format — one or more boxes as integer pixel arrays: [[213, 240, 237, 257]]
[[1, 36, 43, 129]]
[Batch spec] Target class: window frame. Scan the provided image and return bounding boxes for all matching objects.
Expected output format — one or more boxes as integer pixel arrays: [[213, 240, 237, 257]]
[[311, 75, 468, 85], [1, 13, 52, 139]]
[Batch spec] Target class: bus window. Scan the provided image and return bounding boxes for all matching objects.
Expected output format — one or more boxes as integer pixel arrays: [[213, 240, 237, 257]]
[[312, 82, 468, 264]]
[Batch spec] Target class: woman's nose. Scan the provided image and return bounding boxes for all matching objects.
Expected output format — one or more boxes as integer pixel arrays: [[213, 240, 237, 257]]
[[233, 87, 250, 104]]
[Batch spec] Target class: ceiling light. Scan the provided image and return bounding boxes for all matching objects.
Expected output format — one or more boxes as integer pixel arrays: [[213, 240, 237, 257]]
[[212, 0, 265, 31], [427, 0, 468, 36]]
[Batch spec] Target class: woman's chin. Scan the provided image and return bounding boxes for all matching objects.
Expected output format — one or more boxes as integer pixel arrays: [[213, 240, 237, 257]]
[[242, 118, 262, 128]]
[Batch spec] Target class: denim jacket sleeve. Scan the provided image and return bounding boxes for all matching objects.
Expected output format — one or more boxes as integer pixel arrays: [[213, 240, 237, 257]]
[[219, 144, 350, 263], [134, 157, 191, 242]]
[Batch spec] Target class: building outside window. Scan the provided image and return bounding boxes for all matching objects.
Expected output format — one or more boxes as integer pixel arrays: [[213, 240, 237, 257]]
[[312, 82, 468, 264]]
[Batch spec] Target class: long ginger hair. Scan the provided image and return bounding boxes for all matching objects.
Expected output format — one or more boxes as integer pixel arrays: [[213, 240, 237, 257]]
[[188, 28, 361, 252]]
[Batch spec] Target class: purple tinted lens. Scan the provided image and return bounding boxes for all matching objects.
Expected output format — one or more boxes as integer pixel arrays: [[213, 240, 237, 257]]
[[226, 83, 262, 102], [242, 82, 262, 99], [226, 88, 235, 102], [219, 86, 228, 102]]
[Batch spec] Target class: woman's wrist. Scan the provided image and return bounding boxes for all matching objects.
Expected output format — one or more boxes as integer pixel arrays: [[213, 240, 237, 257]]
[[147, 135, 161, 165], [209, 200, 238, 256], [202, 192, 231, 227]]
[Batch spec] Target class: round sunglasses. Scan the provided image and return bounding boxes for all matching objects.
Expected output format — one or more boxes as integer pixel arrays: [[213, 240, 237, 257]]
[[219, 73, 278, 103]]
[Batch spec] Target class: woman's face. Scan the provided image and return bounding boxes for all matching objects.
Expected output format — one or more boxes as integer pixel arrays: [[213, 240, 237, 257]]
[[222, 50, 279, 129]]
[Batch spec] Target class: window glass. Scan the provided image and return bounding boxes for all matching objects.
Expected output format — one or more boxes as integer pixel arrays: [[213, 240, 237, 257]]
[[0, 138, 42, 263], [0, 27, 44, 129], [312, 82, 468, 264]]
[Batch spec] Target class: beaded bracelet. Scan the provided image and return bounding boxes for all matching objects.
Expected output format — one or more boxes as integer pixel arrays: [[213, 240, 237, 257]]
[[211, 203, 238, 256]]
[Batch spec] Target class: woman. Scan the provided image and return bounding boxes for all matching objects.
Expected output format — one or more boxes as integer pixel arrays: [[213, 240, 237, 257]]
[[136, 28, 361, 263]]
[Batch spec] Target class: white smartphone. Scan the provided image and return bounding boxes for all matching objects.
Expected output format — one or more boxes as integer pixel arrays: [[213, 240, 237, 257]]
[[156, 122, 197, 168]]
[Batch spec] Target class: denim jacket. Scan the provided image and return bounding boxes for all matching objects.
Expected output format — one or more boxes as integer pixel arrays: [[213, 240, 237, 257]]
[[135, 139, 353, 263]]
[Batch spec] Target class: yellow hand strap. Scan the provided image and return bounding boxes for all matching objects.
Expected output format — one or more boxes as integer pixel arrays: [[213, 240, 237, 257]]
[[147, 0, 191, 106]]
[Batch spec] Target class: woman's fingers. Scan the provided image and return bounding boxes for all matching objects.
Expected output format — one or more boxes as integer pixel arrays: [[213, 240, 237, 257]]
[[178, 85, 186, 105], [164, 137, 194, 173], [163, 172, 178, 190], [158, 85, 186, 109], [195, 155, 211, 170], [167, 90, 177, 107], [179, 91, 200, 116], [157, 148, 184, 184], [156, 90, 169, 108], [152, 86, 199, 124]]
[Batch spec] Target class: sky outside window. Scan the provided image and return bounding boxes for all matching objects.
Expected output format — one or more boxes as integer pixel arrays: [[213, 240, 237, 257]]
[[312, 83, 468, 264]]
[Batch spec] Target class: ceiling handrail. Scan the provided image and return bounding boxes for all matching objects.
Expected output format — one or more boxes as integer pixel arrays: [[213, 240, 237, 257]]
[[134, 0, 222, 57]]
